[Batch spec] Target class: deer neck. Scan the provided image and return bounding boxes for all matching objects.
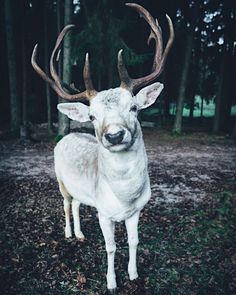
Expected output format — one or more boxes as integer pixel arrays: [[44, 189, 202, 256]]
[[97, 123, 148, 202]]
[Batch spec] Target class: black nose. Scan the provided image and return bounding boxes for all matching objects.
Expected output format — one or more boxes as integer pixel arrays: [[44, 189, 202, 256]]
[[105, 130, 125, 145]]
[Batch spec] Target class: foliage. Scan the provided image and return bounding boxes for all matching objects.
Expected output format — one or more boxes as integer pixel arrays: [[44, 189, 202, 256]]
[[1, 0, 235, 133], [71, 0, 150, 89]]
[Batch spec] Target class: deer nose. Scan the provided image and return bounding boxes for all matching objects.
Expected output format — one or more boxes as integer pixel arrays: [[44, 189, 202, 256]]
[[105, 130, 125, 145]]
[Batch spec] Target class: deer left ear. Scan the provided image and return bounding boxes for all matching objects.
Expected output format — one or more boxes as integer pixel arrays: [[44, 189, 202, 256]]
[[135, 82, 164, 109], [57, 103, 90, 122]]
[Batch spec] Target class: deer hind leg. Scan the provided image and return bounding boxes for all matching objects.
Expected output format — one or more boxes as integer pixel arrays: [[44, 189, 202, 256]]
[[58, 180, 72, 238], [72, 199, 85, 241]]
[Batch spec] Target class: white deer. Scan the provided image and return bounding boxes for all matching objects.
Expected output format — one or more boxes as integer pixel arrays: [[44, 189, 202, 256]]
[[31, 3, 174, 293]]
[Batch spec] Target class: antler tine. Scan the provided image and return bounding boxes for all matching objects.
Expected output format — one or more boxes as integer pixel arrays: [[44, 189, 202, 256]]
[[31, 44, 76, 98], [151, 18, 163, 71], [117, 49, 133, 89], [159, 14, 174, 72], [83, 53, 97, 99], [31, 44, 54, 86], [50, 25, 74, 92], [127, 3, 163, 69], [31, 25, 97, 101], [118, 3, 174, 94]]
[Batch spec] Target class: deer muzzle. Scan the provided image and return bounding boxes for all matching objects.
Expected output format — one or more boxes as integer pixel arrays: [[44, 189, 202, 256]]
[[105, 130, 125, 145]]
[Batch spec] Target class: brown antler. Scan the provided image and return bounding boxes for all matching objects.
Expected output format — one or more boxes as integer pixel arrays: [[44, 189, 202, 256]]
[[31, 24, 97, 101], [118, 3, 174, 93]]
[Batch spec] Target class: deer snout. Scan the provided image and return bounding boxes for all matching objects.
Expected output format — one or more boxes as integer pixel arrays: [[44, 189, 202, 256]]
[[105, 130, 125, 145]]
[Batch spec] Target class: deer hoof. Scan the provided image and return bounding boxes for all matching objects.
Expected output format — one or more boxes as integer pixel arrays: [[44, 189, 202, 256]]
[[76, 231, 85, 241], [129, 272, 138, 280], [65, 227, 72, 238]]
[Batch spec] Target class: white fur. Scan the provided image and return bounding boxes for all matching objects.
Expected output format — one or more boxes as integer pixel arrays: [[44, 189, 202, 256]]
[[55, 83, 163, 291]]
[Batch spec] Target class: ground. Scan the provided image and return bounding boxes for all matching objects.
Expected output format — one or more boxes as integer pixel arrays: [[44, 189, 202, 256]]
[[0, 129, 235, 295]]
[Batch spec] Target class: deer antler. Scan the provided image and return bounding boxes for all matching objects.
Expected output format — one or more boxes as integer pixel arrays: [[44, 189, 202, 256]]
[[118, 3, 174, 93], [31, 24, 97, 101]]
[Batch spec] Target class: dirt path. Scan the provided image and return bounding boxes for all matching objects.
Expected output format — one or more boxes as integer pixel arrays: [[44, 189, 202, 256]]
[[144, 130, 236, 204], [1, 130, 235, 203]]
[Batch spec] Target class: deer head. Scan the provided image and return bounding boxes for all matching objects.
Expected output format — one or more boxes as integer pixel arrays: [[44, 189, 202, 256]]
[[31, 3, 174, 152]]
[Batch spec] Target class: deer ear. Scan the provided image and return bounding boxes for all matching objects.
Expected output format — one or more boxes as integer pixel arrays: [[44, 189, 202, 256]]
[[135, 82, 164, 109], [57, 103, 90, 122]]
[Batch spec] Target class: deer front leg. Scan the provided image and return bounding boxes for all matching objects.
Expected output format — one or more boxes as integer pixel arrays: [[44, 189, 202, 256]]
[[125, 210, 140, 280], [72, 199, 85, 241], [98, 213, 117, 293]]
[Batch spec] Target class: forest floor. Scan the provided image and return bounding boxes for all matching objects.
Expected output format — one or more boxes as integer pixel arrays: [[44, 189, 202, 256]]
[[0, 129, 236, 295]]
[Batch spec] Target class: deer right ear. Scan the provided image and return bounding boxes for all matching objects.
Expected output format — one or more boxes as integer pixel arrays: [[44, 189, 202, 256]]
[[57, 103, 90, 122], [135, 82, 164, 109]]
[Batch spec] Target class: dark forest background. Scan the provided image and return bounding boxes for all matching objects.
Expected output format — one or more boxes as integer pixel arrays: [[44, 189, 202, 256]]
[[0, 2, 236, 294], [1, 0, 236, 139]]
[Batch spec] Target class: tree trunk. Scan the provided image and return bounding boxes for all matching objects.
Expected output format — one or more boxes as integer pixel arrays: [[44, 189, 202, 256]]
[[58, 0, 72, 136], [213, 55, 225, 133], [218, 52, 234, 133], [163, 98, 170, 120], [213, 1, 235, 134], [200, 97, 204, 118], [172, 33, 193, 134], [189, 94, 195, 121], [108, 65, 113, 89], [162, 0, 177, 122], [214, 54, 232, 133], [221, 1, 235, 133], [57, 0, 63, 90], [189, 62, 199, 121], [232, 120, 236, 140], [44, 0, 53, 133], [172, 4, 199, 134], [20, 0, 30, 140], [4, 0, 20, 133], [98, 73, 102, 92], [159, 71, 167, 126]]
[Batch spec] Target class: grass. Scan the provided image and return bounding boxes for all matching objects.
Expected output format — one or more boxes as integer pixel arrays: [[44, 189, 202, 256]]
[[139, 191, 236, 294]]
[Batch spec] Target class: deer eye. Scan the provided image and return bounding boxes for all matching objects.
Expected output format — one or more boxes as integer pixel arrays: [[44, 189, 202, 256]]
[[89, 114, 95, 121], [130, 105, 138, 112]]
